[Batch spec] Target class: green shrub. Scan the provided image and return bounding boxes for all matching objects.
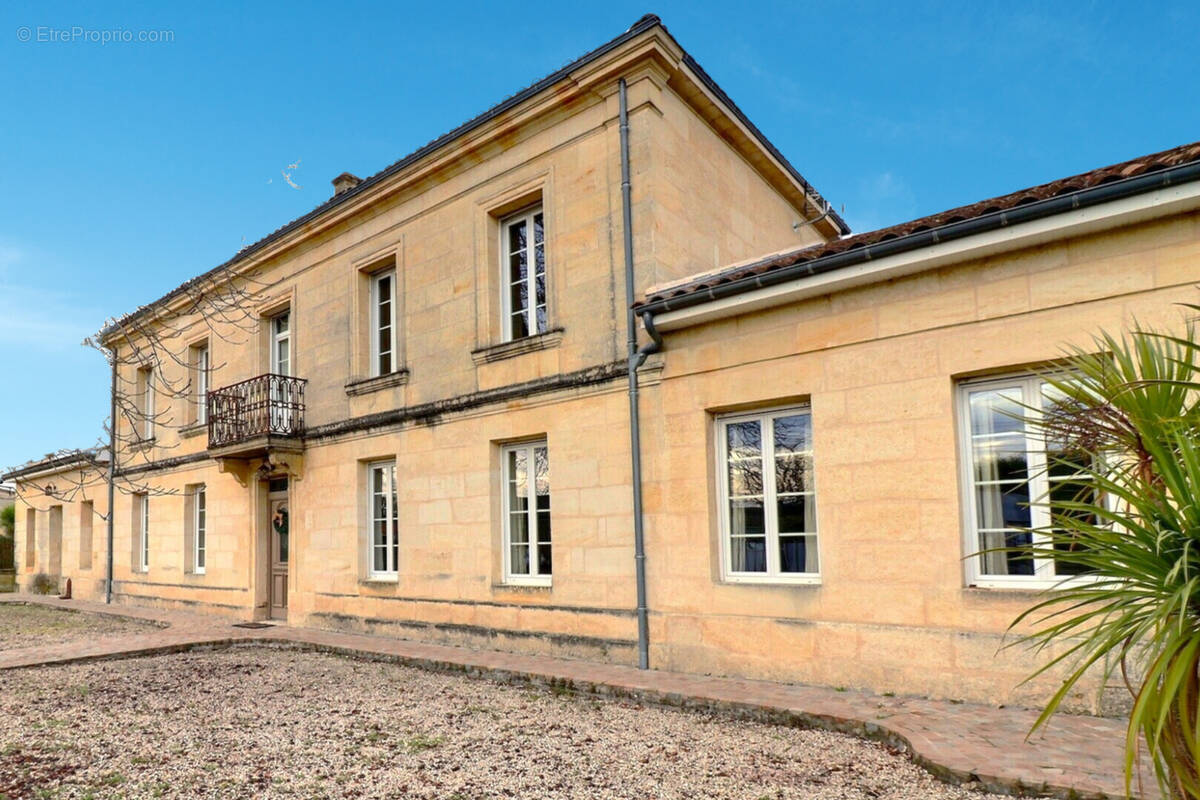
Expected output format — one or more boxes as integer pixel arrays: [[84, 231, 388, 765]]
[[0, 535, 12, 572], [28, 573, 55, 595], [1008, 316, 1200, 798], [0, 505, 13, 537]]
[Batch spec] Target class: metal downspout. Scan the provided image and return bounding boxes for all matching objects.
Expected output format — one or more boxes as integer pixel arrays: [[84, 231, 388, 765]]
[[620, 78, 653, 670], [105, 354, 116, 604]]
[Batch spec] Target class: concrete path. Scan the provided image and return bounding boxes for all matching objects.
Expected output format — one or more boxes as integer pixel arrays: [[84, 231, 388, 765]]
[[0, 596, 1141, 799]]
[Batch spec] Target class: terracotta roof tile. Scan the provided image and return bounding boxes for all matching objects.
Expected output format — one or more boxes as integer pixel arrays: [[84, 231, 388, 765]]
[[642, 139, 1200, 306]]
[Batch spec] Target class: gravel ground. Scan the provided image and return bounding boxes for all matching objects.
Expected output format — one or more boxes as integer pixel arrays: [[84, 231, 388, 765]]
[[0, 646, 1008, 800], [0, 604, 158, 650]]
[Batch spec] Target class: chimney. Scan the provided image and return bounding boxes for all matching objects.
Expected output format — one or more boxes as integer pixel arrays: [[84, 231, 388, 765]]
[[332, 172, 361, 197]]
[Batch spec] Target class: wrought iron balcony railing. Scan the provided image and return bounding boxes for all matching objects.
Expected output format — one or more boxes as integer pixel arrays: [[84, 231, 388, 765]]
[[207, 373, 306, 449]]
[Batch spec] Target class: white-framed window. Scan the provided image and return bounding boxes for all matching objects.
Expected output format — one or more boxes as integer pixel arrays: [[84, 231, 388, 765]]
[[194, 344, 210, 424], [271, 312, 291, 376], [502, 441, 551, 585], [957, 374, 1097, 588], [501, 207, 547, 341], [137, 493, 149, 572], [194, 485, 207, 574], [717, 407, 819, 583], [138, 366, 155, 440], [269, 311, 295, 432], [370, 270, 397, 376], [368, 461, 399, 578]]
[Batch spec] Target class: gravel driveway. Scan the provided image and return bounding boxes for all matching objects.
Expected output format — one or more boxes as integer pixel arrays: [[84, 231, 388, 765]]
[[0, 646, 1006, 800], [0, 603, 157, 650]]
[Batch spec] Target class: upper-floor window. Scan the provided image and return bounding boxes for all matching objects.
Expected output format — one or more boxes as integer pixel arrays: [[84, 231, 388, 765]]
[[192, 343, 209, 424], [368, 461, 399, 578], [271, 312, 291, 376], [717, 407, 819, 583], [503, 441, 551, 585], [502, 207, 547, 341], [371, 270, 397, 376], [137, 365, 155, 440], [269, 311, 295, 432], [136, 493, 149, 571], [958, 374, 1097, 588]]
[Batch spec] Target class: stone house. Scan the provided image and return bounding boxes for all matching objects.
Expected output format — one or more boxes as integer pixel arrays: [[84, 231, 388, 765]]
[[7, 15, 1200, 711], [4, 450, 108, 585]]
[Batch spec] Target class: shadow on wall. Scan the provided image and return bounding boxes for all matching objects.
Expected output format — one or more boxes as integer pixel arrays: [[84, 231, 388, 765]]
[[0, 502, 13, 592]]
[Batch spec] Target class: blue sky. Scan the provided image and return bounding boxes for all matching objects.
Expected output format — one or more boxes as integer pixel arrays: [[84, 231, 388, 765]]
[[1, 0, 1197, 471]]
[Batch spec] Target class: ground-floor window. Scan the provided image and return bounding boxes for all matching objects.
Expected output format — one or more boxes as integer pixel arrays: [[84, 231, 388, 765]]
[[79, 501, 93, 570], [958, 374, 1098, 587], [368, 461, 398, 578], [136, 494, 149, 572], [717, 406, 819, 582], [24, 508, 35, 568], [503, 441, 551, 585], [193, 485, 206, 574]]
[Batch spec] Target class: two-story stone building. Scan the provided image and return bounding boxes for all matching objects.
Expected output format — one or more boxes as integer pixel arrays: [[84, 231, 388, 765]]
[[8, 15, 1200, 712]]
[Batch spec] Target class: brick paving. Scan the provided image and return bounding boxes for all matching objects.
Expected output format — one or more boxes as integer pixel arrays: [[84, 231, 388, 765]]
[[0, 596, 1141, 799]]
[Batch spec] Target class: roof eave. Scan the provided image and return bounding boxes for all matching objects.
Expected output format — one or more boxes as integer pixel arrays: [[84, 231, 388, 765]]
[[2, 449, 108, 483], [97, 15, 845, 345], [639, 158, 1200, 319]]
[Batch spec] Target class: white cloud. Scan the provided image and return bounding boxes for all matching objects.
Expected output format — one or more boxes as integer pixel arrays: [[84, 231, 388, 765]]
[[845, 171, 918, 233], [0, 283, 99, 350], [0, 240, 101, 351]]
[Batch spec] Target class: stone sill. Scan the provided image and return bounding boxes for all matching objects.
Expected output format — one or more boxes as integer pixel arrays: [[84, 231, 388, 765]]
[[963, 585, 1058, 598], [180, 423, 206, 439], [471, 329, 563, 365], [128, 438, 156, 453], [492, 581, 552, 593], [718, 577, 822, 590], [966, 574, 1101, 594], [361, 575, 399, 586], [345, 370, 410, 397]]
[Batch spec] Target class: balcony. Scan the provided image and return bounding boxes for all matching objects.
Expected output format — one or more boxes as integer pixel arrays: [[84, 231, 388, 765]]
[[207, 373, 307, 459]]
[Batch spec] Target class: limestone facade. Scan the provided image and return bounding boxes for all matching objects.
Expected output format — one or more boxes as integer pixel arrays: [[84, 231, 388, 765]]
[[8, 17, 1200, 711]]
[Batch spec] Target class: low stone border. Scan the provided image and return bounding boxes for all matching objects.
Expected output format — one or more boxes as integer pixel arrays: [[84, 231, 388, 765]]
[[245, 639, 1125, 800], [0, 599, 170, 628]]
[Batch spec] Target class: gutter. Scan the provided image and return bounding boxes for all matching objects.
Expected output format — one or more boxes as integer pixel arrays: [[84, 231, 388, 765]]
[[1, 450, 107, 483], [638, 159, 1200, 322]]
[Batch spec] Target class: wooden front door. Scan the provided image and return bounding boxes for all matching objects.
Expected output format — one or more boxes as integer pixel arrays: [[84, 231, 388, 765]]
[[268, 477, 289, 620]]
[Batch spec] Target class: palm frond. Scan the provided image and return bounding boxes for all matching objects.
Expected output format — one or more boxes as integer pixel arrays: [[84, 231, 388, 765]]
[[995, 319, 1200, 798]]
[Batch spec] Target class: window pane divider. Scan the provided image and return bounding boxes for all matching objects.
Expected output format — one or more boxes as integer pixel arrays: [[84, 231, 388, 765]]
[[718, 406, 819, 583], [958, 373, 1102, 586], [500, 207, 546, 343]]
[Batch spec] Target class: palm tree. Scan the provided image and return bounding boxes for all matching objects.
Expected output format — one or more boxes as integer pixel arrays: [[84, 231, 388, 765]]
[[1008, 313, 1200, 799]]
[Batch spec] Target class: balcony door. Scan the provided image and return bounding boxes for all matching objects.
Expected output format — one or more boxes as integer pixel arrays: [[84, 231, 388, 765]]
[[269, 312, 293, 432]]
